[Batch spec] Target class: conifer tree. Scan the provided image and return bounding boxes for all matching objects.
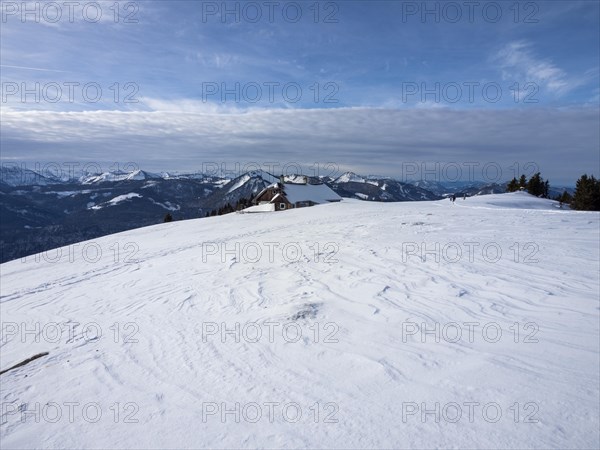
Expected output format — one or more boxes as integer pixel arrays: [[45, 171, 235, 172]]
[[526, 172, 546, 197], [572, 174, 600, 211], [559, 191, 572, 204], [519, 174, 527, 189], [507, 177, 519, 192], [543, 180, 550, 198]]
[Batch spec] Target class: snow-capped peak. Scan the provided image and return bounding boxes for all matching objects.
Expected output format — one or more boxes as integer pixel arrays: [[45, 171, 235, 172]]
[[333, 171, 366, 184], [80, 170, 161, 184], [0, 166, 63, 186]]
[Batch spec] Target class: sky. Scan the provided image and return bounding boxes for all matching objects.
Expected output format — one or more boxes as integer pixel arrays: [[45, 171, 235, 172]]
[[1, 0, 599, 184]]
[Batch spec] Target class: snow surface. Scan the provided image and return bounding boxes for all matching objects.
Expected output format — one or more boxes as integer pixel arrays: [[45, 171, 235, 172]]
[[243, 203, 276, 213], [108, 193, 142, 205], [46, 190, 93, 198], [455, 191, 570, 210], [0, 166, 63, 186], [148, 198, 180, 212], [227, 174, 252, 194], [81, 170, 160, 185], [89, 193, 142, 210], [334, 171, 366, 184], [1, 193, 598, 449], [333, 172, 380, 187]]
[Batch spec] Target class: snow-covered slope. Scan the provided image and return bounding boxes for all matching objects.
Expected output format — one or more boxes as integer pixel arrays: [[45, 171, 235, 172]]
[[0, 166, 63, 186], [89, 193, 143, 210], [80, 170, 162, 184], [333, 171, 368, 184], [331, 173, 440, 202], [1, 193, 598, 449]]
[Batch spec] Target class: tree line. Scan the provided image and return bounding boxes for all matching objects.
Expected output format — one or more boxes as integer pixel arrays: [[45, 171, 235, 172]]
[[204, 197, 253, 217], [161, 197, 254, 223], [507, 172, 600, 211]]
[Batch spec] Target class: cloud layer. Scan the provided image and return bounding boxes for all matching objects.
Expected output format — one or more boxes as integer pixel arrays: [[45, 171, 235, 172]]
[[2, 106, 597, 183]]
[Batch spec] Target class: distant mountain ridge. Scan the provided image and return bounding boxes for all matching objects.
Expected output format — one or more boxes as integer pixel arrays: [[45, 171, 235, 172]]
[[326, 171, 441, 201], [0, 165, 573, 263]]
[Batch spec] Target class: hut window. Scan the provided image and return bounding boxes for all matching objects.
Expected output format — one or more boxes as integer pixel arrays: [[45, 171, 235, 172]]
[[279, 203, 286, 210]]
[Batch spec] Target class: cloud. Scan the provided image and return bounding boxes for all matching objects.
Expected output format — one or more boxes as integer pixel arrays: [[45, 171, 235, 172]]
[[138, 97, 243, 114], [1, 106, 598, 183], [494, 41, 587, 95], [0, 64, 69, 73]]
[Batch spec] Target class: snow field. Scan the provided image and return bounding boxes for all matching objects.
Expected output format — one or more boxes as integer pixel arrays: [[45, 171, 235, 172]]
[[0, 193, 598, 448]]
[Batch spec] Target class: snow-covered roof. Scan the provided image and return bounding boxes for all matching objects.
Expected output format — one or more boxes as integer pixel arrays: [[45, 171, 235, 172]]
[[253, 182, 280, 201], [282, 183, 342, 204], [271, 193, 285, 203]]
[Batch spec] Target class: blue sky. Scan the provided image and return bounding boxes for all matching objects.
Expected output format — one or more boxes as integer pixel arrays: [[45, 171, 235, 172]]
[[1, 0, 599, 183]]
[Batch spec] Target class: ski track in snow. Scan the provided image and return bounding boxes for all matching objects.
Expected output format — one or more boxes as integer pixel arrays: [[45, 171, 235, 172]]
[[0, 193, 598, 449]]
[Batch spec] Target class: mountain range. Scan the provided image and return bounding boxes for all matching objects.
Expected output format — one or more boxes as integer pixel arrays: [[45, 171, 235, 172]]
[[0, 166, 572, 263]]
